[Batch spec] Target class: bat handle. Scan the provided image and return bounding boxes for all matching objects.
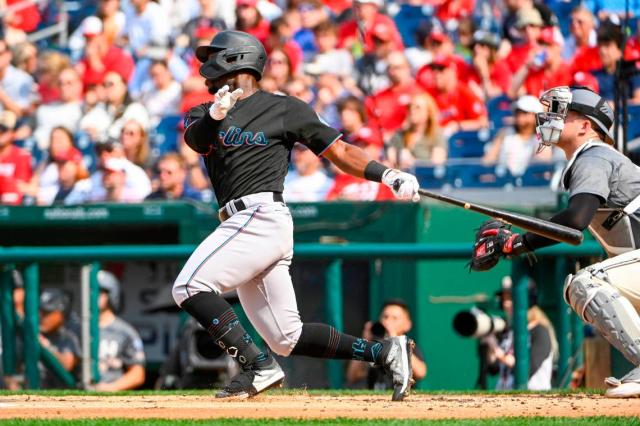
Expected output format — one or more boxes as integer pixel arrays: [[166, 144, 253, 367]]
[[393, 179, 401, 192]]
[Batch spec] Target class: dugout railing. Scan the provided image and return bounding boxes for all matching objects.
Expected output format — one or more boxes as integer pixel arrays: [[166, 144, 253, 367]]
[[0, 242, 603, 391]]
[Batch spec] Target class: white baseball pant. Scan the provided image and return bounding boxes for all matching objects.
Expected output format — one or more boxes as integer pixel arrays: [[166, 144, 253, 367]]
[[172, 192, 303, 356]]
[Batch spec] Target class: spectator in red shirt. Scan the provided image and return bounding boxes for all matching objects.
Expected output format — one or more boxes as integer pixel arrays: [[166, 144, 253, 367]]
[[509, 26, 572, 98], [365, 51, 425, 142], [338, 0, 403, 56], [505, 8, 544, 73], [326, 170, 395, 201], [355, 19, 399, 94], [425, 55, 488, 135], [415, 21, 473, 91], [564, 6, 601, 73], [77, 17, 135, 88], [236, 0, 271, 46], [436, 0, 475, 23], [468, 30, 512, 100], [0, 111, 32, 205]]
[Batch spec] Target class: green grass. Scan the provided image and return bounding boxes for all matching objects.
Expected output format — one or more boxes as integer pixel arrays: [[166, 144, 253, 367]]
[[1, 418, 638, 426]]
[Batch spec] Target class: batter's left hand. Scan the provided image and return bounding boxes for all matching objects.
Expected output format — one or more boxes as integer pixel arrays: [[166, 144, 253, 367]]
[[382, 169, 420, 202]]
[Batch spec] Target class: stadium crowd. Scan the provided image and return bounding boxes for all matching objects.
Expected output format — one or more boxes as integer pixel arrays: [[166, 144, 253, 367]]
[[0, 0, 637, 205]]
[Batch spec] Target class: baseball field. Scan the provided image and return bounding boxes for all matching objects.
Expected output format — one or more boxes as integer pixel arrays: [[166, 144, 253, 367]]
[[0, 390, 639, 425]]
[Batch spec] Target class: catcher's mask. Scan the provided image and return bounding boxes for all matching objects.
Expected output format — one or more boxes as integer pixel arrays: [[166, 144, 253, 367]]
[[196, 30, 267, 82], [536, 86, 615, 150]]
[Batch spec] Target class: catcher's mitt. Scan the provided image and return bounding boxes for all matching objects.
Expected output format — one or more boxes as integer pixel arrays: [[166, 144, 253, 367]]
[[470, 220, 525, 271]]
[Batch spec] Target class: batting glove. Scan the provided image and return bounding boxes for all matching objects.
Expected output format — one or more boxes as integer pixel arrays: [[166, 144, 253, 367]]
[[209, 85, 244, 121], [382, 169, 420, 202]]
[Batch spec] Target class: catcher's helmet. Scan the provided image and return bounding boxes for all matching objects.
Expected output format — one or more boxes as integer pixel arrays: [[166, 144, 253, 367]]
[[537, 86, 615, 147], [97, 270, 121, 312], [196, 30, 267, 82]]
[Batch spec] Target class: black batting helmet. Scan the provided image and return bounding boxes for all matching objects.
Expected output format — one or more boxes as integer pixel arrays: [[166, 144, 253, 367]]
[[196, 30, 267, 82]]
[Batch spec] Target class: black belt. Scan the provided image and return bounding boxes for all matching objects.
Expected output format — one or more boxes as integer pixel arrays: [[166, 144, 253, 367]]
[[219, 192, 284, 222]]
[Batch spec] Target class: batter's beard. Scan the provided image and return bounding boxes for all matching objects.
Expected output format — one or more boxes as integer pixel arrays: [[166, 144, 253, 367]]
[[206, 78, 237, 94]]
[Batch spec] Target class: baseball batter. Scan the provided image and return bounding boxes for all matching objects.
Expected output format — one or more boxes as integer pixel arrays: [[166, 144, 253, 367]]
[[471, 86, 640, 398], [171, 30, 419, 400]]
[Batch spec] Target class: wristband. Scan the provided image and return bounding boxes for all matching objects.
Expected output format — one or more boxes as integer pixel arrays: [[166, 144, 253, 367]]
[[364, 160, 388, 183]]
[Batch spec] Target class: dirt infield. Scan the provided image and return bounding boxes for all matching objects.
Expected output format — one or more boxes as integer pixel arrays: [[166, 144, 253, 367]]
[[0, 393, 639, 419]]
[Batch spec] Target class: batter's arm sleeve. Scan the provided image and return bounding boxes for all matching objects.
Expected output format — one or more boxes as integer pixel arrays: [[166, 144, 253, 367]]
[[184, 103, 218, 154], [284, 97, 342, 155], [523, 193, 601, 250]]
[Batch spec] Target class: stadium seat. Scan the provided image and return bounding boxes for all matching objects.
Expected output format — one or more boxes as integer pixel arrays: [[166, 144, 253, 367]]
[[149, 115, 182, 161], [14, 137, 46, 168], [447, 129, 491, 159], [74, 131, 98, 173], [414, 164, 456, 189], [450, 163, 514, 188], [515, 162, 562, 187], [487, 95, 513, 138]]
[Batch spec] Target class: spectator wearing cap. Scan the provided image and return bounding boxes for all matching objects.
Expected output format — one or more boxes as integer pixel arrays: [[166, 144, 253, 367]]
[[283, 143, 333, 202], [354, 19, 399, 94], [68, 1, 127, 60], [94, 157, 136, 203], [338, 0, 403, 56], [90, 139, 152, 202], [591, 23, 640, 103], [365, 51, 426, 142], [125, 0, 171, 56], [0, 111, 32, 205], [505, 7, 544, 74], [483, 95, 556, 176], [387, 93, 447, 169], [32, 67, 84, 150], [179, 0, 227, 52], [0, 38, 35, 117], [424, 55, 488, 135], [509, 26, 571, 99], [502, 0, 556, 46], [146, 152, 203, 201], [414, 19, 474, 91], [139, 60, 182, 128], [76, 16, 135, 89], [38, 288, 81, 389], [563, 6, 601, 74], [468, 30, 512, 100], [235, 0, 271, 47], [305, 21, 354, 78]]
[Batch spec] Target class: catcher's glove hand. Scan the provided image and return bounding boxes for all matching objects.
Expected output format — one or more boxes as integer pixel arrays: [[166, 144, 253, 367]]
[[470, 220, 528, 272]]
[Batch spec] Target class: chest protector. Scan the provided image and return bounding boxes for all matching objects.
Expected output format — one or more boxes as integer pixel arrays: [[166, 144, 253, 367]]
[[562, 141, 640, 257]]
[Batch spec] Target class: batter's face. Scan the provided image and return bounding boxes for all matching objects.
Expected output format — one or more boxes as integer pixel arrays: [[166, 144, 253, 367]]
[[205, 71, 241, 94]]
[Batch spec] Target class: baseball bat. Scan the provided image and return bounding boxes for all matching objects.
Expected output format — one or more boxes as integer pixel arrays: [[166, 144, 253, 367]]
[[417, 188, 584, 245]]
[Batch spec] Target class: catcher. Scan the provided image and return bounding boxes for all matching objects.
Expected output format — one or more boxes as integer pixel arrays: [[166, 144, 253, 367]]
[[471, 86, 640, 398]]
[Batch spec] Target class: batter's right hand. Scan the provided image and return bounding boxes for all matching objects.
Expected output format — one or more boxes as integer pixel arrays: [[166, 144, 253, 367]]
[[209, 85, 244, 121]]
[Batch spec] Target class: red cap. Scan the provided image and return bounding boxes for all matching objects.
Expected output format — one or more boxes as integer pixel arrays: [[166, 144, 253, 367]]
[[237, 0, 257, 7], [428, 29, 448, 43], [194, 26, 218, 40], [430, 55, 456, 70], [538, 26, 564, 47], [53, 146, 83, 164], [572, 71, 599, 93], [371, 22, 394, 42]]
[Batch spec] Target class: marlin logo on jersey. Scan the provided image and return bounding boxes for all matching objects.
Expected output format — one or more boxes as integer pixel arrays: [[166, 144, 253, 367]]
[[219, 126, 267, 147]]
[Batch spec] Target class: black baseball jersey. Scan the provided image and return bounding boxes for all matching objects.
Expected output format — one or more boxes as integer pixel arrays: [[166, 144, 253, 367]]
[[184, 90, 341, 206]]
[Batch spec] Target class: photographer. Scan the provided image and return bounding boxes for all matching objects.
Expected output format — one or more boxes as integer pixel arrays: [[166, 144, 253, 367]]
[[487, 278, 558, 390], [346, 300, 427, 389]]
